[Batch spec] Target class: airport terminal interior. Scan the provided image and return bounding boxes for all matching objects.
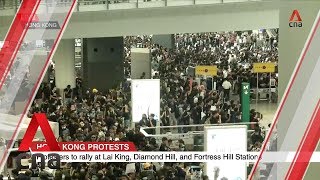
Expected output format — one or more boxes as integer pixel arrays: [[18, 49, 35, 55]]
[[1, 0, 315, 179]]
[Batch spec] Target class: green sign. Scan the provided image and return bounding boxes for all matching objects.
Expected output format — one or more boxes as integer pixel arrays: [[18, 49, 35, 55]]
[[241, 83, 250, 123]]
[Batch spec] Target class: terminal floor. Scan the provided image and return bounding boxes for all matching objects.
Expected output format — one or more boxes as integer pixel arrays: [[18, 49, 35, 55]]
[[229, 94, 278, 129], [251, 101, 278, 129]]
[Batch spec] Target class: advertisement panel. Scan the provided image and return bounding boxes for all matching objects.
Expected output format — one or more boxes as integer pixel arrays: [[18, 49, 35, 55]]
[[204, 126, 247, 180], [131, 79, 160, 123]]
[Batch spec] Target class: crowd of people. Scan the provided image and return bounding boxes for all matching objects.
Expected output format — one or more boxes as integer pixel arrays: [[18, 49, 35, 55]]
[[125, 31, 278, 130], [5, 29, 278, 179]]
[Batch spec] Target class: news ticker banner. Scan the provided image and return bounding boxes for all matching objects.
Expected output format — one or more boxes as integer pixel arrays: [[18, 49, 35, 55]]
[[31, 142, 137, 152], [250, 10, 320, 180], [26, 141, 320, 163], [26, 151, 320, 163], [0, 0, 77, 172]]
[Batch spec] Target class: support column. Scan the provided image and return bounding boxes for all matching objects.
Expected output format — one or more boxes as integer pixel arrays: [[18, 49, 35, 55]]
[[54, 39, 76, 91], [83, 37, 124, 91], [131, 48, 151, 79], [152, 34, 175, 49]]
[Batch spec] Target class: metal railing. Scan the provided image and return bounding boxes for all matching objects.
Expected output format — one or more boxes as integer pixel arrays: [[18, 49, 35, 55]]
[[140, 122, 260, 137], [139, 122, 268, 152], [0, 0, 259, 13], [0, 0, 19, 11]]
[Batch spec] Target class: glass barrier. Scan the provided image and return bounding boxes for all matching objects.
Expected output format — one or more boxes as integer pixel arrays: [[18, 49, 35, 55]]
[[140, 122, 268, 152], [140, 124, 271, 179]]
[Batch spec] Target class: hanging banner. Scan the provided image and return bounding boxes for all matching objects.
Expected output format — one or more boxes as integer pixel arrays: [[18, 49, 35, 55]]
[[195, 66, 218, 76], [253, 63, 276, 73]]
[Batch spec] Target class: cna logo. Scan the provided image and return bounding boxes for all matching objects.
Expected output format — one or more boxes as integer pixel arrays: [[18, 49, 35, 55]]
[[19, 113, 60, 152], [16, 113, 61, 170], [289, 9, 303, 28]]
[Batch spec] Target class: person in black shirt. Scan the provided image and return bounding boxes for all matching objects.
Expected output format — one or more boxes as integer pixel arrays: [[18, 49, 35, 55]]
[[251, 127, 264, 145], [41, 100, 49, 113], [179, 110, 190, 133], [148, 114, 157, 127], [42, 83, 51, 101], [145, 114, 157, 135], [139, 114, 148, 127], [177, 163, 188, 180], [64, 85, 72, 105], [159, 137, 170, 151], [140, 72, 146, 79], [35, 84, 43, 101], [192, 104, 202, 130]]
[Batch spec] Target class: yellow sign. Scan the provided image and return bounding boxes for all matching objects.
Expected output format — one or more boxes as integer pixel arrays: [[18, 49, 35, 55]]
[[195, 66, 218, 76], [253, 63, 275, 73]]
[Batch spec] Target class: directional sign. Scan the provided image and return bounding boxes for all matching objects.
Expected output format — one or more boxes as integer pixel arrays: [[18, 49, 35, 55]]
[[253, 63, 275, 73], [195, 66, 218, 76]]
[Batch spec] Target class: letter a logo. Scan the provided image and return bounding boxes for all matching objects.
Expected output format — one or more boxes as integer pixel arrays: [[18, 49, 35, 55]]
[[290, 10, 302, 22], [19, 113, 60, 151]]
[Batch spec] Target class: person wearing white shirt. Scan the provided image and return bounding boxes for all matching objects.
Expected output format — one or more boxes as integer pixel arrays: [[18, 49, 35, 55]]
[[223, 69, 228, 79], [243, 36, 247, 44], [222, 79, 232, 101]]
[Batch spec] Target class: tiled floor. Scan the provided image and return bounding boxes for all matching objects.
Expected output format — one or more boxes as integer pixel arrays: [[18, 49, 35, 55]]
[[251, 102, 278, 129]]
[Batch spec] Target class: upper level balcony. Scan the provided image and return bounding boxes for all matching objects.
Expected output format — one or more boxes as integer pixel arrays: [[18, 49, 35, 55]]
[[0, 0, 277, 40], [0, 0, 263, 16]]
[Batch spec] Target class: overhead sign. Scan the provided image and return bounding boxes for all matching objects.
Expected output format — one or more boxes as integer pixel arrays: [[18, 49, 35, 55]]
[[195, 66, 218, 76], [253, 63, 275, 73], [204, 126, 247, 180]]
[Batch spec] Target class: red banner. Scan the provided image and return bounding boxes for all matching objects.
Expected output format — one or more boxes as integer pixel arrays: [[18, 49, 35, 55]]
[[31, 142, 137, 152]]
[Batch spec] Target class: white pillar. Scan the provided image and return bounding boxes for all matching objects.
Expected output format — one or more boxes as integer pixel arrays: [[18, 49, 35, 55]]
[[131, 48, 151, 79], [54, 39, 75, 90]]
